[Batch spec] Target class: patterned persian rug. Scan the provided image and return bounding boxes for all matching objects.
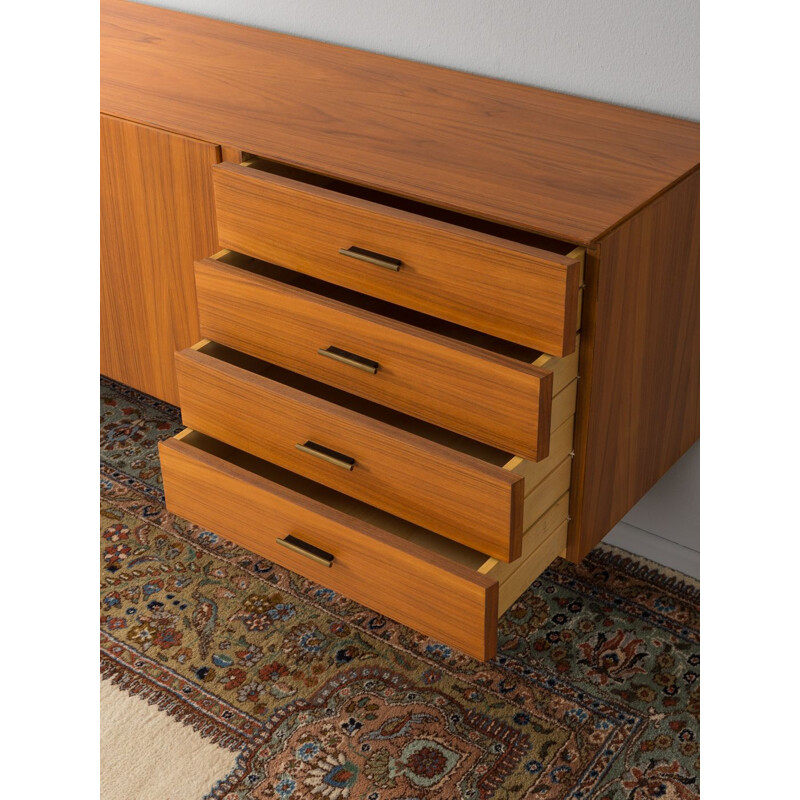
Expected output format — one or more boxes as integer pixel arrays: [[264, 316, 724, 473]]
[[100, 376, 699, 799]]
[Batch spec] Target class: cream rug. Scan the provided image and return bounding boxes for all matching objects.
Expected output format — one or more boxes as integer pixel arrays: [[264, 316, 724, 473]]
[[100, 680, 238, 799]]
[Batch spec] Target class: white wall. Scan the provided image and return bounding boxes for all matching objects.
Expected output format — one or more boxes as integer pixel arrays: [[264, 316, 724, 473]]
[[138, 0, 700, 575]]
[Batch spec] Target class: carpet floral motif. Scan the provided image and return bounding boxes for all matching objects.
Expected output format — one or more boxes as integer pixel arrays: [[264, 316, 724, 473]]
[[100, 376, 699, 798], [235, 668, 531, 799]]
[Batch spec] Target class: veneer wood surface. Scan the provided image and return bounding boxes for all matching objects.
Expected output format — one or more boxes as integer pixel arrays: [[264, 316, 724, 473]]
[[100, 113, 219, 403], [568, 171, 700, 560], [101, 0, 699, 245]]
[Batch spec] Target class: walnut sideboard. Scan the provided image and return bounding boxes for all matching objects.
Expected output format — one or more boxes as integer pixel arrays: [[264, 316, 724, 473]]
[[100, 0, 700, 660]]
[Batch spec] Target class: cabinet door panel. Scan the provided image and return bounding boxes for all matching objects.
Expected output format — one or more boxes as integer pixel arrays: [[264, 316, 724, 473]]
[[100, 114, 220, 404]]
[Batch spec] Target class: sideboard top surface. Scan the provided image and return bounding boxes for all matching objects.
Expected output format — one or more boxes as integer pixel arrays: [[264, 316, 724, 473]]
[[101, 0, 699, 245]]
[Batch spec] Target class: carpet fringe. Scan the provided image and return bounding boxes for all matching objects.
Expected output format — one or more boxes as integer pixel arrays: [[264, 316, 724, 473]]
[[590, 543, 700, 596], [100, 654, 246, 753]]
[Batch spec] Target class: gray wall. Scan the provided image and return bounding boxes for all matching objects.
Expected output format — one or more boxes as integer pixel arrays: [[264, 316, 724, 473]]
[[140, 0, 700, 575]]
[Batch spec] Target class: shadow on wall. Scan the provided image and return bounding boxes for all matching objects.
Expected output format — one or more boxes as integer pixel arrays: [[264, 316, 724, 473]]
[[603, 442, 699, 578]]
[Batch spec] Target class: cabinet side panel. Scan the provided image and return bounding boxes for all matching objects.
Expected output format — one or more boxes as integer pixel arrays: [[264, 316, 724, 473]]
[[568, 170, 700, 561], [100, 114, 220, 404]]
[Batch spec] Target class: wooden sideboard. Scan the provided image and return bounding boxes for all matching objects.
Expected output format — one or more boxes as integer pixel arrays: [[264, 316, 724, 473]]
[[100, 0, 699, 659]]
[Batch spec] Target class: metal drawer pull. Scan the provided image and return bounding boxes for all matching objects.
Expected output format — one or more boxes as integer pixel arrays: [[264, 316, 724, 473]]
[[317, 345, 379, 374], [339, 246, 402, 271], [295, 441, 355, 470], [276, 535, 334, 567]]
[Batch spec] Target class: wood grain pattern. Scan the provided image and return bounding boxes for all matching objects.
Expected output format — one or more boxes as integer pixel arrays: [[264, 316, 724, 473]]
[[509, 416, 575, 489], [101, 0, 699, 245], [521, 456, 572, 528], [175, 345, 524, 561], [100, 114, 219, 404], [220, 146, 244, 164], [481, 492, 569, 585], [194, 256, 557, 460], [495, 520, 568, 616], [212, 163, 580, 355], [159, 433, 498, 659], [101, 0, 700, 602], [535, 343, 580, 397], [550, 380, 578, 434], [568, 171, 700, 561]]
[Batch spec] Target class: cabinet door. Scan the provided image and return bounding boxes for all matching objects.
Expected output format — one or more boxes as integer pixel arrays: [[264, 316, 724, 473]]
[[100, 114, 220, 405]]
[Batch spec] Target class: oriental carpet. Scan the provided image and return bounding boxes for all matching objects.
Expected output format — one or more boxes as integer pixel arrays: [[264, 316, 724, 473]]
[[100, 376, 699, 799]]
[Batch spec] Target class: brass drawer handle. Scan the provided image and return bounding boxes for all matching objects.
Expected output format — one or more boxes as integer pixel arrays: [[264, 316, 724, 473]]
[[317, 345, 379, 374], [276, 535, 334, 567], [339, 246, 402, 271], [295, 440, 355, 470]]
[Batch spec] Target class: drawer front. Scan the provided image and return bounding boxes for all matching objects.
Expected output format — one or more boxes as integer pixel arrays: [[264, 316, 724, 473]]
[[195, 257, 554, 461], [212, 162, 581, 356], [175, 345, 523, 561], [159, 434, 498, 660]]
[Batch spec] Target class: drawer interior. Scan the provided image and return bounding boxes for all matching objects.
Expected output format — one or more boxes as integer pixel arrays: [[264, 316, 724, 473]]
[[195, 340, 516, 469], [243, 156, 577, 258], [179, 429, 494, 572], [211, 250, 554, 366]]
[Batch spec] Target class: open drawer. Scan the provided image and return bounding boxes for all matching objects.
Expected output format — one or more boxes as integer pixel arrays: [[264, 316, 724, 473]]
[[175, 340, 576, 561], [211, 159, 583, 356], [159, 429, 569, 661], [195, 251, 579, 461]]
